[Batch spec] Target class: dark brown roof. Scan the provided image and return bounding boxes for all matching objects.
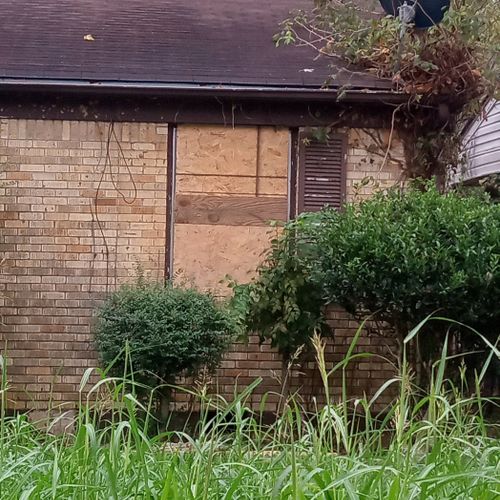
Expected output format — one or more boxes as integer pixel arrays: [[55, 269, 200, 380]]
[[0, 0, 392, 92]]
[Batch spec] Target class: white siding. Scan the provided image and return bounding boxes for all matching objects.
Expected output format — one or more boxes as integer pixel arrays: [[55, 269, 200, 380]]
[[463, 100, 500, 180]]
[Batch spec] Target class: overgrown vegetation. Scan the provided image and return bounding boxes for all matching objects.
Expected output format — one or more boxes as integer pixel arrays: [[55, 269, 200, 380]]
[[276, 0, 499, 180], [236, 183, 500, 387], [95, 281, 236, 417], [311, 184, 499, 385], [1, 320, 499, 498], [230, 229, 329, 394]]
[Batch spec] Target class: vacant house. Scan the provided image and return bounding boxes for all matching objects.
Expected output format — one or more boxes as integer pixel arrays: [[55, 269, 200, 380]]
[[0, 0, 407, 411]]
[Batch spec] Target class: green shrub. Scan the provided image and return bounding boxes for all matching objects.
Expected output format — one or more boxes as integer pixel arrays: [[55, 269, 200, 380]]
[[240, 182, 499, 385], [309, 184, 499, 335], [298, 183, 499, 383], [231, 229, 329, 362], [95, 282, 236, 389]]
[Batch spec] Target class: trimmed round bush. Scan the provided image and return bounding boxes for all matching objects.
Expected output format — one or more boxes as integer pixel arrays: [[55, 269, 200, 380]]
[[95, 282, 236, 386]]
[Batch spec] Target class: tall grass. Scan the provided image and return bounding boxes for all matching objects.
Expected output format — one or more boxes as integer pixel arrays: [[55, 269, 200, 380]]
[[0, 321, 499, 499]]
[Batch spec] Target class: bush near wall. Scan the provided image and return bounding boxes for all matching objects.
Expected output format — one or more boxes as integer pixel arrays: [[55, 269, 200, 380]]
[[95, 281, 237, 414], [240, 182, 499, 387]]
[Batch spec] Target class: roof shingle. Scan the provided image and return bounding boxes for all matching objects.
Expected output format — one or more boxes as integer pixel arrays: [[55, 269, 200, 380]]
[[0, 0, 392, 91]]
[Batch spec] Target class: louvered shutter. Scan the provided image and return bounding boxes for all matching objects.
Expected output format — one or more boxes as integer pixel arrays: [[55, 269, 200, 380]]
[[297, 133, 347, 213]]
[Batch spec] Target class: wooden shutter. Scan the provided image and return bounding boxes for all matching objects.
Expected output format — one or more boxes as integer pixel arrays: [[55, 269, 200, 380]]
[[297, 133, 347, 213]]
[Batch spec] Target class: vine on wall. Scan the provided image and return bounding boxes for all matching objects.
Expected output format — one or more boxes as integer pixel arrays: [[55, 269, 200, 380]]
[[90, 122, 138, 294]]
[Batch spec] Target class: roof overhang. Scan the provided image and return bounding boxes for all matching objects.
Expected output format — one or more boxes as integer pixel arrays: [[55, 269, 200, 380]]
[[0, 77, 407, 104]]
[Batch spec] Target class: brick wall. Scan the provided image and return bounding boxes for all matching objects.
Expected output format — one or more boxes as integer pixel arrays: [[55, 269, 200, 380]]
[[345, 128, 403, 201], [0, 120, 404, 412], [0, 119, 167, 410]]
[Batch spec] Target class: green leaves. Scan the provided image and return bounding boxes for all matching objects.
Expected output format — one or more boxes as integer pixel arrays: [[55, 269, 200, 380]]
[[94, 282, 236, 387], [236, 181, 500, 377], [230, 217, 330, 360], [303, 183, 499, 375], [276, 1, 499, 180]]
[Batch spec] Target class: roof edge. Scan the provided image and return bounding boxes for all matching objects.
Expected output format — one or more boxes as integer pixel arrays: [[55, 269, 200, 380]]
[[0, 77, 407, 104]]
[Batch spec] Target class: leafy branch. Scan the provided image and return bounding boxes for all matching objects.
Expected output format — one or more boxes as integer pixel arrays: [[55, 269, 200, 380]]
[[276, 0, 499, 181]]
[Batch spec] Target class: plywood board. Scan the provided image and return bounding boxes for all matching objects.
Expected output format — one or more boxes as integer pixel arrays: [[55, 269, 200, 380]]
[[176, 125, 258, 176], [173, 224, 277, 294], [257, 127, 289, 178], [256, 176, 288, 196], [175, 195, 287, 226], [176, 174, 257, 195]]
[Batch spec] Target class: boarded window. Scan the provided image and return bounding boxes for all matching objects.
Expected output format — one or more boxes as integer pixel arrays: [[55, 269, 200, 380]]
[[297, 133, 347, 213]]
